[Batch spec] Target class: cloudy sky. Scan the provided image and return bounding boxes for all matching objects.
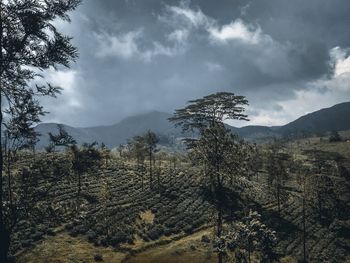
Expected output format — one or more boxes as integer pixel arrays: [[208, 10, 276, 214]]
[[40, 0, 350, 127]]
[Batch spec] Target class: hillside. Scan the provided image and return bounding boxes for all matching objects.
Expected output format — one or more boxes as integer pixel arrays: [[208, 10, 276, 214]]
[[278, 102, 350, 136], [35, 111, 182, 149], [34, 102, 350, 148]]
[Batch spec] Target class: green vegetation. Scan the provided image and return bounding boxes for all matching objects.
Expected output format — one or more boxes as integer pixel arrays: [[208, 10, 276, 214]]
[[2, 128, 348, 263], [1, 1, 349, 263], [0, 102, 348, 263]]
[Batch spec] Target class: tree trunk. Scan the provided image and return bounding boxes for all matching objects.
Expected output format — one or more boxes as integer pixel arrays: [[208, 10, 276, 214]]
[[0, 103, 10, 263], [149, 149, 152, 190], [217, 203, 223, 263], [318, 194, 322, 222], [218, 251, 223, 263], [7, 149, 13, 217], [0, 3, 10, 259], [5, 136, 13, 219], [33, 146, 36, 162], [277, 184, 281, 215], [78, 173, 81, 196], [248, 244, 251, 263], [215, 137, 223, 263], [141, 163, 144, 191], [217, 202, 222, 237], [302, 179, 307, 263], [4, 136, 11, 210], [157, 162, 160, 192]]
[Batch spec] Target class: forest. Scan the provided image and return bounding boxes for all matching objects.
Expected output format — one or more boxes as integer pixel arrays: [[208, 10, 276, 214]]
[[1, 1, 350, 263]]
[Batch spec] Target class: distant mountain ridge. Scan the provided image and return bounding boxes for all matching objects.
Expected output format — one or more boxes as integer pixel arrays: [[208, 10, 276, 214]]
[[35, 102, 350, 148], [278, 102, 350, 135], [35, 111, 182, 148]]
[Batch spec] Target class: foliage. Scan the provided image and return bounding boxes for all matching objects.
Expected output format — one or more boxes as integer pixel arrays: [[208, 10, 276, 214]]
[[0, 1, 81, 261], [329, 130, 342, 142], [4, 90, 43, 151], [70, 141, 102, 197], [46, 124, 77, 152], [308, 173, 337, 221], [169, 92, 250, 191], [129, 130, 159, 189], [217, 210, 277, 263], [70, 142, 102, 177], [169, 92, 248, 132], [99, 143, 111, 167], [266, 143, 290, 213], [169, 92, 249, 263], [1, 0, 80, 91]]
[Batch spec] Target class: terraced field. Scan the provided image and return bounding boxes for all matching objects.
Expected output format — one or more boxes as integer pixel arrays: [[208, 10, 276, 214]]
[[6, 157, 218, 261], [4, 143, 350, 262]]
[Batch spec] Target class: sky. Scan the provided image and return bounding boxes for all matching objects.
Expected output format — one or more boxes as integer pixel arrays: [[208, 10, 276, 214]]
[[39, 0, 350, 128]]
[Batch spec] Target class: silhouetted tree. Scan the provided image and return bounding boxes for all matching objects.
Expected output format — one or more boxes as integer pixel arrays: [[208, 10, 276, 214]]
[[118, 144, 124, 158], [308, 173, 335, 222], [249, 143, 263, 181], [266, 143, 290, 214], [169, 92, 249, 263], [329, 130, 341, 142], [100, 142, 111, 167], [4, 91, 43, 220], [0, 1, 80, 259], [46, 124, 76, 152], [130, 135, 147, 190], [296, 163, 310, 263], [143, 130, 159, 190], [70, 142, 102, 197]]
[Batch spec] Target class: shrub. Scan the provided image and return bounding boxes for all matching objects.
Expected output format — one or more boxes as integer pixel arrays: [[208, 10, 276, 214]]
[[148, 225, 164, 240], [94, 254, 103, 261], [329, 131, 342, 142]]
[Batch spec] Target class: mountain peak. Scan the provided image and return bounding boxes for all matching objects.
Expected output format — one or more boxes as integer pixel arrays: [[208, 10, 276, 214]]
[[35, 102, 350, 148]]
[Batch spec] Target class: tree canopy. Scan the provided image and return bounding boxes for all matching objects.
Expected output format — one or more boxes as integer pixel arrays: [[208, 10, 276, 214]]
[[169, 92, 249, 132]]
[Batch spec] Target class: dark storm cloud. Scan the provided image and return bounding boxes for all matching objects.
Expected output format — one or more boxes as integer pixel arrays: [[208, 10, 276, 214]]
[[40, 0, 350, 127]]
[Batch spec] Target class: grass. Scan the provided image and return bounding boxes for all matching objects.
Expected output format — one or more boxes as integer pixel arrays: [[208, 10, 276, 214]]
[[124, 228, 216, 263], [16, 228, 218, 263], [288, 130, 350, 160], [16, 232, 126, 263], [139, 210, 155, 225]]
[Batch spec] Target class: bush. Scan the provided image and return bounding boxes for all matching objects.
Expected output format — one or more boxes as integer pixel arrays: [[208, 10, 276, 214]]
[[329, 131, 342, 142], [183, 225, 194, 234], [201, 235, 210, 243], [94, 254, 103, 261], [148, 225, 164, 240]]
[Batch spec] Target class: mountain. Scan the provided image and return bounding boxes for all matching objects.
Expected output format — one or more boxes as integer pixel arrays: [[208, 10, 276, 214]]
[[82, 111, 178, 146], [34, 102, 350, 148], [278, 102, 350, 136], [35, 111, 182, 149], [230, 125, 279, 141]]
